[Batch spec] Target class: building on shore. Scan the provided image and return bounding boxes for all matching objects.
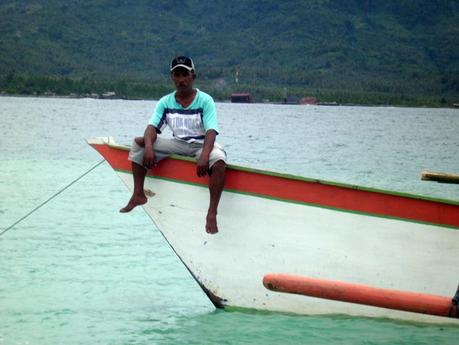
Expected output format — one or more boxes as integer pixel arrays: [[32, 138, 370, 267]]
[[300, 96, 318, 105], [283, 96, 300, 104], [231, 93, 252, 103]]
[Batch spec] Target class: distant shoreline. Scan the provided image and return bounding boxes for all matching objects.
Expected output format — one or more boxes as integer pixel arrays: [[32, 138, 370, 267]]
[[1, 74, 458, 108], [2, 93, 458, 109]]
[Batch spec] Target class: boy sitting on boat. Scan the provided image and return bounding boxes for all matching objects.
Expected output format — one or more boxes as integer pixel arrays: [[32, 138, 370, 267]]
[[120, 56, 227, 234]]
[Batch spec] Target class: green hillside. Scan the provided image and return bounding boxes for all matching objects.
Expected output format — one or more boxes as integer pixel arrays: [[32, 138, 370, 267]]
[[1, 0, 458, 105]]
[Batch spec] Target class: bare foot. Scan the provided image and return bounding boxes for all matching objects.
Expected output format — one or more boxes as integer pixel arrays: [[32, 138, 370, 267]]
[[206, 212, 219, 234], [120, 194, 147, 213]]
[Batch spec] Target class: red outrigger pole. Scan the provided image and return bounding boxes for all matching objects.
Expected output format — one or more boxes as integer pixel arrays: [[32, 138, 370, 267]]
[[263, 274, 459, 318]]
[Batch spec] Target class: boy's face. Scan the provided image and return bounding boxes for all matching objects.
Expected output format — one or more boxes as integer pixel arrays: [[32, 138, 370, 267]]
[[171, 68, 195, 91]]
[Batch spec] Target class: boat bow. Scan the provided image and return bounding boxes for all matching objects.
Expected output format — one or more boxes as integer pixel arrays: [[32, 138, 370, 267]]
[[88, 137, 459, 324]]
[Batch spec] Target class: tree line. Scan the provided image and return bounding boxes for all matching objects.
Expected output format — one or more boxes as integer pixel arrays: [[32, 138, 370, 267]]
[[0, 72, 454, 107]]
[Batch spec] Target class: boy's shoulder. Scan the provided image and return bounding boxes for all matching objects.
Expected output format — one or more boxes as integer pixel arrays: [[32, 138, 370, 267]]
[[196, 89, 214, 104]]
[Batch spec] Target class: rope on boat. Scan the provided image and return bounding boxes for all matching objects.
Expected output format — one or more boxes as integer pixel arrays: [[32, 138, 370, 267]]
[[0, 159, 105, 238]]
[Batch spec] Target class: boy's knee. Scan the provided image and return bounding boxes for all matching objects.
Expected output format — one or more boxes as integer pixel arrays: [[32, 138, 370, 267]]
[[211, 160, 226, 174], [134, 137, 145, 146]]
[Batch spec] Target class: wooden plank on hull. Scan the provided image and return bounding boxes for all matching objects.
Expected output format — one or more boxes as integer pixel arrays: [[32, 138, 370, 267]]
[[422, 170, 459, 184]]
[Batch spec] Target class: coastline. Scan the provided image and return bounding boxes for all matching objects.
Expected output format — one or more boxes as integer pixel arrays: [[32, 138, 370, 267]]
[[2, 92, 458, 109]]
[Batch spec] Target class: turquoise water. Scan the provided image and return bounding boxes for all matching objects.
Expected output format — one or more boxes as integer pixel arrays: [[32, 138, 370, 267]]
[[1, 96, 459, 344]]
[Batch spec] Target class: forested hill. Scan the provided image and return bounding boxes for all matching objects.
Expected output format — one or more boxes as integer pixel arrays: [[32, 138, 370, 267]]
[[1, 0, 458, 104]]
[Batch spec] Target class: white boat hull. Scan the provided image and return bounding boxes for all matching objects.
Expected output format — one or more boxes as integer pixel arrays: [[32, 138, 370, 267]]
[[88, 137, 459, 324], [117, 170, 459, 324]]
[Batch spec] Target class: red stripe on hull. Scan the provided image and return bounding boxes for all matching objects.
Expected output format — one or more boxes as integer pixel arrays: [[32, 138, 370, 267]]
[[91, 143, 459, 228]]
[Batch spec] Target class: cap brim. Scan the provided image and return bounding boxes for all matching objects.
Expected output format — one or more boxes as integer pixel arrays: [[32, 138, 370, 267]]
[[171, 64, 193, 71]]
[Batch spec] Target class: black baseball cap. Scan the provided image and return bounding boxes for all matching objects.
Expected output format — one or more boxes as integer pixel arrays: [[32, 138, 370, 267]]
[[170, 56, 195, 72]]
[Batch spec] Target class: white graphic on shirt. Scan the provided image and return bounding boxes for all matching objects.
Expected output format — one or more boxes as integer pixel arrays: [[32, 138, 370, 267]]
[[166, 111, 205, 140]]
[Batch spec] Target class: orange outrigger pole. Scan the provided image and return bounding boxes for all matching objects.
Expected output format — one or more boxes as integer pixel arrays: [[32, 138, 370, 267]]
[[263, 274, 459, 318]]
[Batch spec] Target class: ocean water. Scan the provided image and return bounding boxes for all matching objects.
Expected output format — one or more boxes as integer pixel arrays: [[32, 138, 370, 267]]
[[1, 96, 459, 345]]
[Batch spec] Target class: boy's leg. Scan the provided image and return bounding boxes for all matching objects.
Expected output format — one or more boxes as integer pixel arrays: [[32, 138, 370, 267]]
[[206, 160, 226, 234], [119, 161, 148, 212], [120, 137, 149, 212], [194, 143, 227, 234], [120, 137, 182, 213]]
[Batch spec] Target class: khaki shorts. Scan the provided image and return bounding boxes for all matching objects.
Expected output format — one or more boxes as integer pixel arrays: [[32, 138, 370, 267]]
[[128, 137, 227, 168]]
